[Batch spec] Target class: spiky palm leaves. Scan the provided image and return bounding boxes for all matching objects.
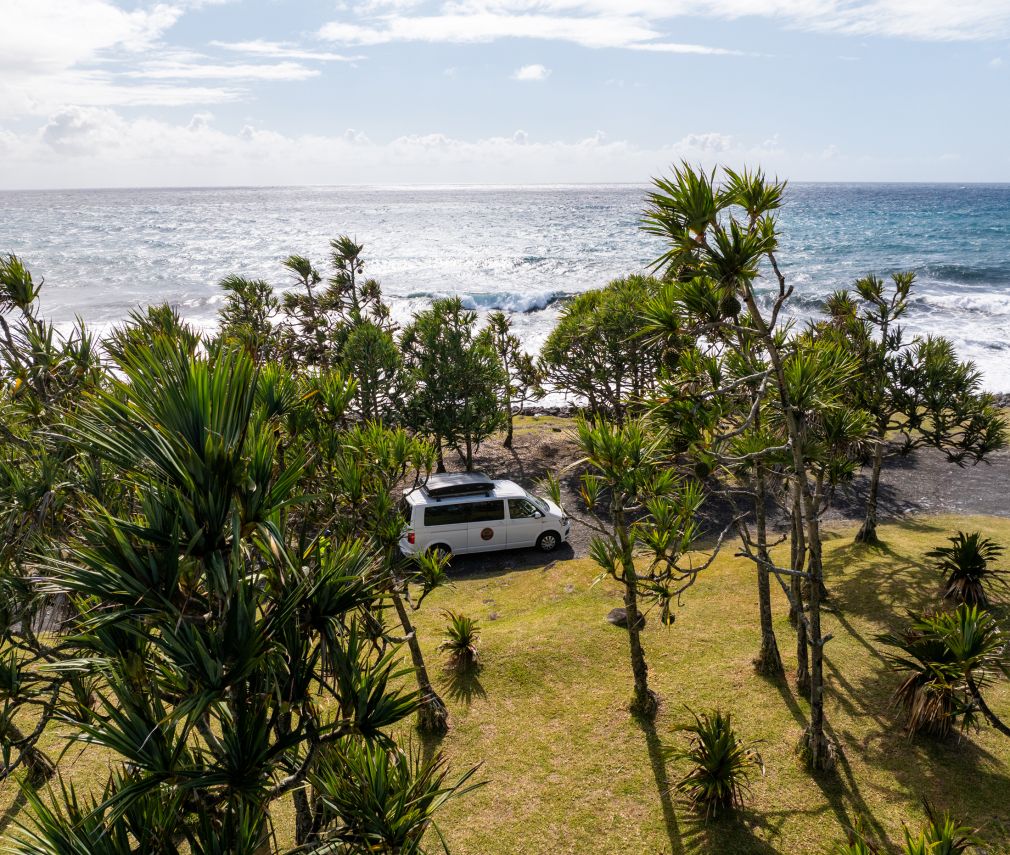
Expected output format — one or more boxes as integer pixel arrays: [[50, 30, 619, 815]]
[[927, 531, 1008, 608], [880, 605, 1008, 738], [666, 709, 763, 821], [561, 415, 713, 718], [438, 611, 481, 672], [310, 739, 482, 854], [10, 340, 468, 854], [836, 803, 978, 855]]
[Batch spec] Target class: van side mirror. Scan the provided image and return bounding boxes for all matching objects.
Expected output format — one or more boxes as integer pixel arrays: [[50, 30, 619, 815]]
[[533, 510, 543, 519]]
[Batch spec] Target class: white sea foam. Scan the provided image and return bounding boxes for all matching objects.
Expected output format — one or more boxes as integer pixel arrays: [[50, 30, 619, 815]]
[[3, 183, 1010, 390]]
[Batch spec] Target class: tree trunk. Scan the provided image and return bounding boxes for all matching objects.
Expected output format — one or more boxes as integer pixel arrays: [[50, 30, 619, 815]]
[[503, 390, 514, 449], [435, 440, 446, 474], [855, 438, 884, 544], [2, 722, 56, 786], [798, 436, 834, 770], [616, 507, 657, 719], [754, 468, 783, 676], [293, 787, 314, 844], [741, 279, 831, 770], [464, 432, 473, 472], [967, 674, 1010, 737], [392, 593, 448, 734]]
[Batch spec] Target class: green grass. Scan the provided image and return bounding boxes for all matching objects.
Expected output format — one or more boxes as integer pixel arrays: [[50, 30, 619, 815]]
[[406, 515, 1010, 854], [4, 516, 1010, 853]]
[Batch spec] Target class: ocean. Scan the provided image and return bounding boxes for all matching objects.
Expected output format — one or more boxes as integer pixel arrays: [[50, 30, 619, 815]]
[[1, 183, 1009, 389]]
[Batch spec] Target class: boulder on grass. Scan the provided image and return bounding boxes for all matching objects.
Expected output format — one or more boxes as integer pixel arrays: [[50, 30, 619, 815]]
[[606, 607, 645, 629]]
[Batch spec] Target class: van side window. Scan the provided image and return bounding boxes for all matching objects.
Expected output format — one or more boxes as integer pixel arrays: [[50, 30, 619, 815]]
[[468, 500, 505, 523], [508, 498, 538, 519], [424, 503, 468, 527]]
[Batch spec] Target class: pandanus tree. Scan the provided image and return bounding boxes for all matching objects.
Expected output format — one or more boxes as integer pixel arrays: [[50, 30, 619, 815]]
[[327, 422, 453, 734], [478, 311, 544, 449], [0, 254, 108, 786], [401, 297, 506, 472], [9, 336, 473, 852], [927, 531, 1009, 608], [540, 275, 664, 422], [642, 163, 854, 768], [551, 416, 727, 718], [881, 604, 1010, 739], [820, 274, 1006, 544]]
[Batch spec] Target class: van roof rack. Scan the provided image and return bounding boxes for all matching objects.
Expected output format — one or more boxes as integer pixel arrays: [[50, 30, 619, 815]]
[[422, 472, 495, 498]]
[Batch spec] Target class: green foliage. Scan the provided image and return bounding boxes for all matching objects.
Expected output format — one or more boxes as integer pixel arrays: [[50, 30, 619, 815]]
[[666, 708, 763, 820], [401, 297, 506, 470], [836, 803, 978, 855], [105, 303, 201, 364], [0, 327, 472, 852], [927, 531, 1008, 608], [438, 611, 481, 671], [479, 311, 543, 446], [540, 275, 663, 421], [217, 274, 280, 361], [880, 604, 1008, 737], [310, 738, 482, 854]]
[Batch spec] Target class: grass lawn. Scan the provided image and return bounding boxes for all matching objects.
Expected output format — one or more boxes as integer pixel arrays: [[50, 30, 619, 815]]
[[3, 515, 1009, 853], [405, 515, 1010, 855]]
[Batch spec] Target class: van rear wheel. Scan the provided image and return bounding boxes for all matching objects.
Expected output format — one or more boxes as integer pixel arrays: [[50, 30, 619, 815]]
[[536, 531, 560, 553]]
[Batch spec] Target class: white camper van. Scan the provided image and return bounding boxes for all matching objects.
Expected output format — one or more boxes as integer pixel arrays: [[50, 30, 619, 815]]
[[399, 472, 570, 557]]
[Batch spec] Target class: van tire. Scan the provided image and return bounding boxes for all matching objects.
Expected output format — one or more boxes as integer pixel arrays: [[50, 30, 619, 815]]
[[536, 531, 561, 553], [428, 543, 452, 561]]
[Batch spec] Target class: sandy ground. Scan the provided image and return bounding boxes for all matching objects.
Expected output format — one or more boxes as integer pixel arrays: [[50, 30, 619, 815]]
[[441, 417, 1010, 575]]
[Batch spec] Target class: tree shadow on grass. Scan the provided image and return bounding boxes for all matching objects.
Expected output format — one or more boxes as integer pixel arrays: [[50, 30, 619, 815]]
[[680, 808, 785, 855], [0, 787, 29, 838], [438, 665, 487, 706], [772, 674, 895, 851], [636, 713, 686, 855]]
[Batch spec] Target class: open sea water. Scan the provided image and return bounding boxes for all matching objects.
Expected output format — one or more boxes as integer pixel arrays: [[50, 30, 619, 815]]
[[1, 183, 1009, 389]]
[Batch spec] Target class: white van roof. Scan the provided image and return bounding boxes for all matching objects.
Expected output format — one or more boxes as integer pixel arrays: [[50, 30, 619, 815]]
[[404, 475, 527, 505]]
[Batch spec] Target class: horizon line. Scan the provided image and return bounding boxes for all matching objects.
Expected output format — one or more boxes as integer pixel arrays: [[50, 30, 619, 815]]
[[4, 179, 1010, 193]]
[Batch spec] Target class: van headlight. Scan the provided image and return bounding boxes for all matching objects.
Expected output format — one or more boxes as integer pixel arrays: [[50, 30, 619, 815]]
[[561, 515, 569, 526]]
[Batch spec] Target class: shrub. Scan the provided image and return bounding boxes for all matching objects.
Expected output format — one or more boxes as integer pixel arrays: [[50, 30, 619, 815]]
[[835, 803, 978, 855], [438, 611, 481, 671], [910, 801, 979, 855], [665, 709, 763, 820], [927, 531, 1008, 608], [880, 605, 1007, 738]]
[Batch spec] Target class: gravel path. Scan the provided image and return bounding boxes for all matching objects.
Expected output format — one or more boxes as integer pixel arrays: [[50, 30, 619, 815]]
[[441, 419, 1010, 575]]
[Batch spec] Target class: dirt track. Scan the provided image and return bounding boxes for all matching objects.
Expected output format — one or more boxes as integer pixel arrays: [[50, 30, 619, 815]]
[[443, 417, 1010, 575]]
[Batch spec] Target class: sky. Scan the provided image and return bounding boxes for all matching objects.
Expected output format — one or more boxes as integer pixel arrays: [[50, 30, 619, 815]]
[[2, 0, 1010, 188]]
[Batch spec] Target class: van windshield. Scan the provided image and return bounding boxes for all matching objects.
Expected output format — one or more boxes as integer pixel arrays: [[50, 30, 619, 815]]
[[525, 492, 549, 514]]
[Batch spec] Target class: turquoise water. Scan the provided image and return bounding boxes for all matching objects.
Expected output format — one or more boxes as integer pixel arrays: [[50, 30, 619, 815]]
[[0, 183, 1008, 387]]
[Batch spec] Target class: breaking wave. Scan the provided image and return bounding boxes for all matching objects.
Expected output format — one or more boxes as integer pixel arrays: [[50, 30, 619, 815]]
[[405, 290, 571, 313]]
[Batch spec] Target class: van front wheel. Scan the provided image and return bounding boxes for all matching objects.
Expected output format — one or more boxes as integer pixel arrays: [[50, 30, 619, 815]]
[[536, 532, 560, 553]]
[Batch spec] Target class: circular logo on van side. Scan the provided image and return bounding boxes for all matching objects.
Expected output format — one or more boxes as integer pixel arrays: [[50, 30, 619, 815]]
[[481, 527, 494, 541]]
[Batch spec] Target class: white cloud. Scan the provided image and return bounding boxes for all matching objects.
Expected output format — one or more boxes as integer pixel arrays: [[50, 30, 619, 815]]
[[127, 60, 320, 81], [990, 57, 1005, 69], [317, 0, 1010, 48], [318, 10, 736, 53], [0, 1, 337, 120], [0, 0, 182, 73], [0, 108, 794, 187], [209, 40, 364, 62], [512, 63, 551, 81]]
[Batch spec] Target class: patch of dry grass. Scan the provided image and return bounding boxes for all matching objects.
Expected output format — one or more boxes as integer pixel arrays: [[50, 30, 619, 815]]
[[407, 515, 1010, 854], [4, 516, 1010, 853]]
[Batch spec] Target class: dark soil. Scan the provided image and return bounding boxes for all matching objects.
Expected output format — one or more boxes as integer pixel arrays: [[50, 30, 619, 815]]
[[440, 417, 1010, 575]]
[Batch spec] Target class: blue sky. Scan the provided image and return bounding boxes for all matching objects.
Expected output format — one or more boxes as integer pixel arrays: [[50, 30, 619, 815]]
[[2, 0, 1009, 187]]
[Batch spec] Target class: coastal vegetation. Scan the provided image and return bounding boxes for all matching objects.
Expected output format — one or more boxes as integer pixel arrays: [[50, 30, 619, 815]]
[[1, 164, 1009, 853]]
